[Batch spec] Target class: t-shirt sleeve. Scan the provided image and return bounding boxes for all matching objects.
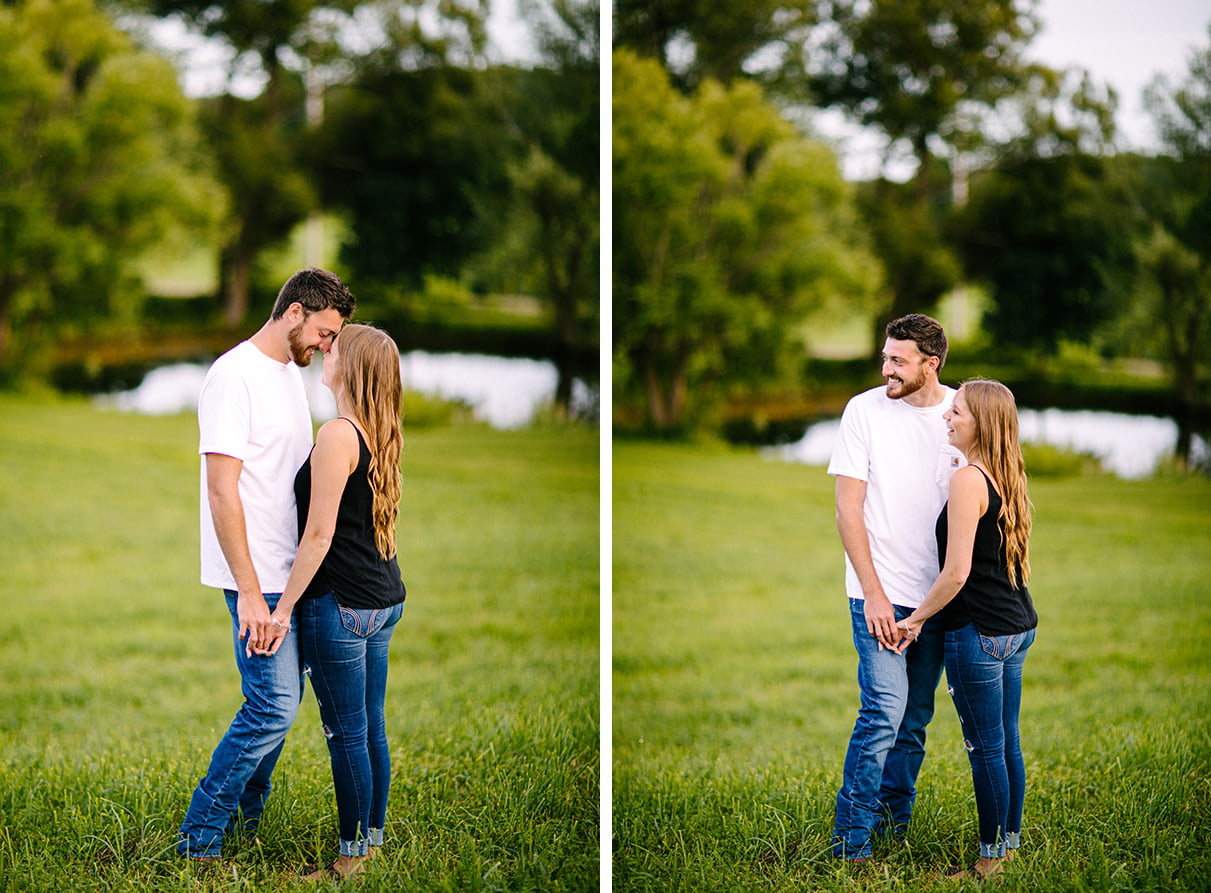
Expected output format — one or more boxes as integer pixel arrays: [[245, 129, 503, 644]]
[[198, 361, 252, 461], [827, 399, 869, 481]]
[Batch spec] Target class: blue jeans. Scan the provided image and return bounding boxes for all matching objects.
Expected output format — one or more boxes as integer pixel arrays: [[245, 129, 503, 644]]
[[179, 591, 304, 858], [299, 591, 404, 857], [833, 598, 945, 859], [945, 623, 1036, 858]]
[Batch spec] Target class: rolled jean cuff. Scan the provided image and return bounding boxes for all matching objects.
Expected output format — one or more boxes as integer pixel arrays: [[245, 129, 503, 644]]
[[340, 838, 370, 857], [980, 840, 1007, 859], [368, 828, 384, 847], [1005, 831, 1021, 850]]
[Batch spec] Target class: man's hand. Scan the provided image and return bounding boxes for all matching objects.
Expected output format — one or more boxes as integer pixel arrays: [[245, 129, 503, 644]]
[[863, 593, 899, 651], [237, 590, 274, 657]]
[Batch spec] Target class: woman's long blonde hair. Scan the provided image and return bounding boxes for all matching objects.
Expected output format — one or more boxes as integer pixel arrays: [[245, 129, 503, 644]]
[[334, 324, 403, 560], [962, 380, 1032, 588]]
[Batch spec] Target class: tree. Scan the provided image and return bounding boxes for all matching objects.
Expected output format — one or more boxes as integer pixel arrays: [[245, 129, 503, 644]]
[[956, 152, 1132, 350], [613, 0, 816, 92], [804, 0, 1116, 347], [311, 65, 509, 294], [499, 0, 599, 415], [138, 0, 489, 324], [613, 49, 880, 430], [0, 0, 219, 375], [1139, 27, 1211, 462]]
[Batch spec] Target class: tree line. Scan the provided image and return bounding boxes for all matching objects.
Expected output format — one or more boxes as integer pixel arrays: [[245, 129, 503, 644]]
[[613, 0, 1211, 451], [0, 0, 599, 412]]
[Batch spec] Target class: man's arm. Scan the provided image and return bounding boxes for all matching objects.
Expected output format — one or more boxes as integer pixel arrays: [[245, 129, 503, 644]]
[[835, 474, 898, 649], [205, 452, 272, 653]]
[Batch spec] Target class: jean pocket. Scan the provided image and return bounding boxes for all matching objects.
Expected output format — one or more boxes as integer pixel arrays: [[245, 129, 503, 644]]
[[338, 605, 387, 638], [978, 632, 1021, 660]]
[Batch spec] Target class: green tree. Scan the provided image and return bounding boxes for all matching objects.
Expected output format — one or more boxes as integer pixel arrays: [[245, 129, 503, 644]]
[[498, 0, 599, 415], [0, 0, 219, 375], [1139, 28, 1211, 460], [956, 152, 1132, 350], [613, 49, 879, 430], [312, 65, 508, 295], [806, 0, 1116, 347], [613, 0, 816, 91], [138, 0, 488, 324]]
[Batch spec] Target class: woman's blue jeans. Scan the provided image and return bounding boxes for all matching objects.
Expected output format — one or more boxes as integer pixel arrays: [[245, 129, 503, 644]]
[[945, 623, 1036, 858], [299, 591, 404, 857], [178, 591, 304, 858], [833, 598, 946, 859]]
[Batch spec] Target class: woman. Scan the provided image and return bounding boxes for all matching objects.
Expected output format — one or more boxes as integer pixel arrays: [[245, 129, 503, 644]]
[[262, 323, 407, 881], [895, 380, 1038, 881]]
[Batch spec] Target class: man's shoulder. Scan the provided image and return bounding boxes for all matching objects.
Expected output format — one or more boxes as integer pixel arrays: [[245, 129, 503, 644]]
[[843, 385, 893, 415], [204, 341, 254, 380]]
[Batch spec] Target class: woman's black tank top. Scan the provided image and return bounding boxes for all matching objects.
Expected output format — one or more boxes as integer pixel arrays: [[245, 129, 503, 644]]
[[936, 467, 1037, 635], [294, 420, 406, 609]]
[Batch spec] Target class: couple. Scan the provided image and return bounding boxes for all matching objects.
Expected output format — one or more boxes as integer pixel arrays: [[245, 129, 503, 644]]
[[177, 269, 408, 881], [829, 314, 1039, 880]]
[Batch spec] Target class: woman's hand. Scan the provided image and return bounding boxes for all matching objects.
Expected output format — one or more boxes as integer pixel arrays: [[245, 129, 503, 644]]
[[251, 612, 292, 657], [893, 617, 923, 654]]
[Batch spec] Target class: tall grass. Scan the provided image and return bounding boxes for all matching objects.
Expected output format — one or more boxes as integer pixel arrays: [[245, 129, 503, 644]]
[[0, 395, 599, 892], [613, 440, 1211, 892]]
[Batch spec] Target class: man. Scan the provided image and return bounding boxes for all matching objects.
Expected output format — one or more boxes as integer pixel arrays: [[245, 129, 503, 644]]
[[179, 269, 355, 861], [827, 313, 963, 862]]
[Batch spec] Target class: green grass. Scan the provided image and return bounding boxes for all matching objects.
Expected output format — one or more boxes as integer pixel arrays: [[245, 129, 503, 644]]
[[613, 440, 1211, 892], [0, 395, 599, 892]]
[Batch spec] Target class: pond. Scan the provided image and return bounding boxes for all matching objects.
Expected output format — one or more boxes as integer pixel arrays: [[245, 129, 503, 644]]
[[98, 351, 598, 430], [772, 407, 1209, 479]]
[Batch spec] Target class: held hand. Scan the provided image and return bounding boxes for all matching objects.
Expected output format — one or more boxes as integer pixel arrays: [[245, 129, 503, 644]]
[[237, 591, 274, 658], [864, 595, 898, 651], [893, 617, 922, 655], [260, 613, 292, 657]]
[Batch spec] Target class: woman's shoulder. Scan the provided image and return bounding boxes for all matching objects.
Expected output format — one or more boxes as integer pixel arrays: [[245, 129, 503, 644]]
[[315, 417, 363, 455], [949, 464, 991, 501]]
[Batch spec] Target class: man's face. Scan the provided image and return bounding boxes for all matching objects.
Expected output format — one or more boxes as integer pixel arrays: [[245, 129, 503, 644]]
[[880, 337, 932, 400], [287, 307, 345, 367]]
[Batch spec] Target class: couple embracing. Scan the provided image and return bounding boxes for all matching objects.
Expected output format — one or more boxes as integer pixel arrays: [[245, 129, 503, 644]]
[[829, 314, 1039, 880], [177, 269, 407, 881]]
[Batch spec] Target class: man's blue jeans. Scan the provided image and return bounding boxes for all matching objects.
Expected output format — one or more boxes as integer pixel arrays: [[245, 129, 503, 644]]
[[299, 591, 404, 857], [833, 598, 945, 859], [945, 623, 1036, 859], [178, 591, 304, 858]]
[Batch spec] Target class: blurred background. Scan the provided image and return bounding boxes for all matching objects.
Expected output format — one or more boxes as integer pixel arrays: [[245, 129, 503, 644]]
[[612, 0, 1211, 480], [0, 0, 599, 430]]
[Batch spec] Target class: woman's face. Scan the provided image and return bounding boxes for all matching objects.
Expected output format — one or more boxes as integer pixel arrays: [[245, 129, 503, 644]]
[[944, 387, 977, 454], [321, 333, 341, 393]]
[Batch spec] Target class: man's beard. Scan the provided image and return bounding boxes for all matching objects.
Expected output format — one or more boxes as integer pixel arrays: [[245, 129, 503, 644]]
[[886, 367, 926, 399], [287, 322, 313, 366]]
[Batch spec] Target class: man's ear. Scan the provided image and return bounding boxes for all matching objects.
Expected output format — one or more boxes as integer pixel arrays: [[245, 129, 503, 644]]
[[285, 301, 306, 324]]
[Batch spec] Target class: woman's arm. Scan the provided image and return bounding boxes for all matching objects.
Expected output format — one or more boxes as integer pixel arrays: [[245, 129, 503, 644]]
[[894, 466, 988, 652], [255, 419, 359, 655]]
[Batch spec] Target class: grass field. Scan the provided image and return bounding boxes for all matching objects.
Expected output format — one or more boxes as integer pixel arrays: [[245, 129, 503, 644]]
[[0, 395, 599, 892], [613, 440, 1211, 892]]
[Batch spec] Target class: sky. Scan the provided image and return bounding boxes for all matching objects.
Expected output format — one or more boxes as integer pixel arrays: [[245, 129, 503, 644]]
[[1030, 0, 1209, 152]]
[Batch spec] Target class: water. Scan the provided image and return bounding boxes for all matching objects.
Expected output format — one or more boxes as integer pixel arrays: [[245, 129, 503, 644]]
[[773, 407, 1208, 479], [99, 351, 596, 430]]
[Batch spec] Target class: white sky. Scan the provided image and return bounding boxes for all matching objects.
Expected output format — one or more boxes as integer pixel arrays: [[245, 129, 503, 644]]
[[1030, 0, 1209, 152]]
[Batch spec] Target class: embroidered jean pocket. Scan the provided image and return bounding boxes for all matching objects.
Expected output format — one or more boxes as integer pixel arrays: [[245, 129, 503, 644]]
[[978, 632, 1022, 660], [338, 605, 387, 638]]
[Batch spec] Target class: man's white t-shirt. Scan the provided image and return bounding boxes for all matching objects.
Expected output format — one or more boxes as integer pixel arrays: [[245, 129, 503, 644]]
[[198, 340, 313, 593], [827, 384, 964, 609]]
